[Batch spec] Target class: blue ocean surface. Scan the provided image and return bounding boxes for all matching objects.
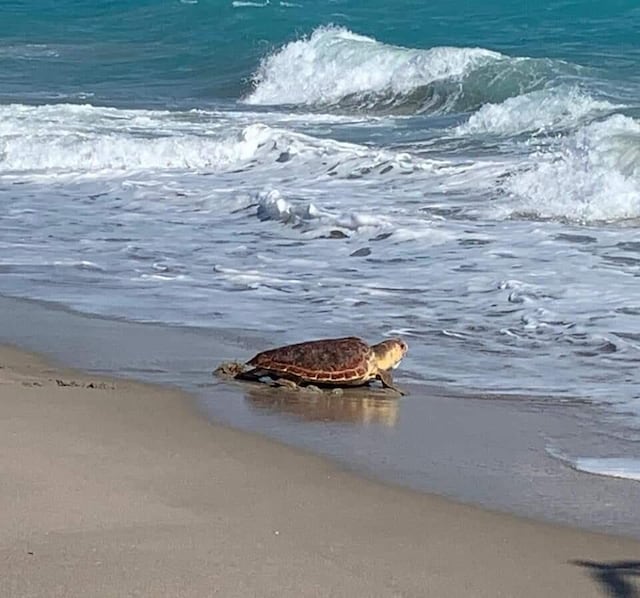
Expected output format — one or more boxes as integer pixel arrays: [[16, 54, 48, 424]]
[[2, 0, 639, 106], [2, 1, 640, 479]]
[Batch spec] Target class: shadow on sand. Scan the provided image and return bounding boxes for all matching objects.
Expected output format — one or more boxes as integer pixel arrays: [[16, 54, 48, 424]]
[[572, 561, 640, 598]]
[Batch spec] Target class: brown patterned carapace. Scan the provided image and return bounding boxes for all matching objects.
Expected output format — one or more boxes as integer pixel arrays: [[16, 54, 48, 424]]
[[246, 336, 407, 388]]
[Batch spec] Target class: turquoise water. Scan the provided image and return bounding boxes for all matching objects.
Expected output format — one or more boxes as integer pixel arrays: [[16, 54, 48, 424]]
[[2, 1, 639, 105]]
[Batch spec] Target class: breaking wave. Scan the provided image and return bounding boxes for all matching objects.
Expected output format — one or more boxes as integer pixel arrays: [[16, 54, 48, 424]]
[[244, 26, 581, 114], [455, 87, 618, 136], [0, 103, 438, 178], [499, 114, 640, 223]]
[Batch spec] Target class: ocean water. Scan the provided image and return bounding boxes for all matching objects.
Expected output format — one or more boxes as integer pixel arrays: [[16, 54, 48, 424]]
[[2, 2, 640, 478]]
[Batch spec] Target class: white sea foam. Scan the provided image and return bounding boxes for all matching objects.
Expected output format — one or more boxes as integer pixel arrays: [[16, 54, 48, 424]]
[[455, 87, 617, 136], [0, 103, 441, 178], [244, 25, 503, 107], [232, 0, 269, 6], [255, 189, 392, 233], [500, 114, 640, 223], [572, 458, 640, 482], [0, 105, 325, 174], [254, 189, 455, 246], [212, 264, 304, 292], [0, 43, 60, 59]]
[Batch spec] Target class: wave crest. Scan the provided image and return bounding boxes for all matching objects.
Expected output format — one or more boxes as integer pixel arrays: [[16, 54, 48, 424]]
[[244, 26, 579, 114], [245, 26, 500, 110], [455, 87, 617, 136]]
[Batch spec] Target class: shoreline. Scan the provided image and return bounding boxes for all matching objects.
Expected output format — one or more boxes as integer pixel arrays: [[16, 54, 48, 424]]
[[2, 294, 640, 542], [1, 342, 640, 597]]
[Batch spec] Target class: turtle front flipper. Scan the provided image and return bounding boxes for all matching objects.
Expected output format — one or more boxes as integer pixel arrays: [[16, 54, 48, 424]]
[[377, 370, 405, 395]]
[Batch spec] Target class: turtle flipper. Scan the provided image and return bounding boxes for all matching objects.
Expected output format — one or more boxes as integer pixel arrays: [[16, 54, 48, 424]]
[[235, 367, 270, 381], [237, 368, 302, 390], [377, 370, 405, 395]]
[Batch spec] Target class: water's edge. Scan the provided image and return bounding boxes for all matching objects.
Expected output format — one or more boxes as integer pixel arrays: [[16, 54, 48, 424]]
[[1, 293, 639, 540]]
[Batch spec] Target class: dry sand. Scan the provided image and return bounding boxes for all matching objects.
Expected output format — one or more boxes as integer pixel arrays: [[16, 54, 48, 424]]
[[1, 344, 639, 598]]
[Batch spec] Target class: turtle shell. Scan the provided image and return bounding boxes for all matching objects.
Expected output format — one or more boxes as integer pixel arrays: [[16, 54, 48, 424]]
[[247, 336, 373, 383]]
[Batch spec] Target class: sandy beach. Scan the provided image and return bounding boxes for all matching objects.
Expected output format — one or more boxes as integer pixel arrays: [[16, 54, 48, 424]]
[[1, 343, 639, 598]]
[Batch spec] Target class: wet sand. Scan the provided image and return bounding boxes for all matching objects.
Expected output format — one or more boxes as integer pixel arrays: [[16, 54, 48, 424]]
[[1, 343, 639, 597], [3, 295, 640, 541]]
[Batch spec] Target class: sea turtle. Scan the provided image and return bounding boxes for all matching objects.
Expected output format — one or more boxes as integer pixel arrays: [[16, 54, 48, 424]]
[[237, 336, 408, 394]]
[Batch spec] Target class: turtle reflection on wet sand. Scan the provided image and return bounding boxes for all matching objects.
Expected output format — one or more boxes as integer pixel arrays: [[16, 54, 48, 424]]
[[245, 387, 400, 426], [217, 337, 408, 395]]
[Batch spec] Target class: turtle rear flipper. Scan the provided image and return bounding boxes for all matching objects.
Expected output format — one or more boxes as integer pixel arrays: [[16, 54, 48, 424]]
[[238, 368, 305, 391], [235, 367, 270, 381], [214, 362, 272, 382]]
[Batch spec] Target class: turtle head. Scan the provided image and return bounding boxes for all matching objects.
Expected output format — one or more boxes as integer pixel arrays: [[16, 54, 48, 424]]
[[372, 338, 408, 371]]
